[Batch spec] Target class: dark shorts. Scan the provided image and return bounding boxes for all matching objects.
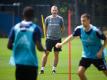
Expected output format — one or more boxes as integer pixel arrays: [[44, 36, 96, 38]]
[[46, 39, 61, 52], [79, 57, 107, 71], [16, 64, 38, 80]]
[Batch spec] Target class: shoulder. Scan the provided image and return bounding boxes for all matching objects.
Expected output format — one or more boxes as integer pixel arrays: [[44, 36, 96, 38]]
[[91, 24, 100, 32], [91, 24, 99, 31], [33, 24, 39, 30], [74, 25, 83, 31], [13, 23, 21, 30], [91, 24, 103, 35], [57, 15, 63, 19], [73, 25, 82, 36], [57, 15, 63, 18], [33, 24, 41, 32], [45, 15, 52, 20]]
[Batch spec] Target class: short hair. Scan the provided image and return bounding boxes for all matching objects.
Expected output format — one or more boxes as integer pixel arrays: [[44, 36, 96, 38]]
[[51, 5, 58, 11], [81, 13, 90, 20], [23, 6, 34, 20], [51, 5, 58, 9]]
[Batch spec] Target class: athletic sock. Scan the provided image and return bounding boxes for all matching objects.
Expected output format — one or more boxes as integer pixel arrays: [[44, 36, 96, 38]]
[[41, 67, 44, 71], [52, 66, 56, 71]]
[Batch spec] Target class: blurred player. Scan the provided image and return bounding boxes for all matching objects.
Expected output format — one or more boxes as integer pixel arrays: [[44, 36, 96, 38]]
[[7, 6, 45, 80], [40, 5, 64, 74], [56, 13, 107, 80]]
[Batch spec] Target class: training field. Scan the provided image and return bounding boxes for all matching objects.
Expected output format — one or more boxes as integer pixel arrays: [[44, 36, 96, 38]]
[[0, 38, 107, 80]]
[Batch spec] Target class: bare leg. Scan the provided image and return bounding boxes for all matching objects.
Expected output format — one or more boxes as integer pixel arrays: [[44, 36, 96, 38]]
[[52, 51, 59, 73], [77, 66, 87, 80], [53, 51, 59, 67], [41, 51, 49, 67]]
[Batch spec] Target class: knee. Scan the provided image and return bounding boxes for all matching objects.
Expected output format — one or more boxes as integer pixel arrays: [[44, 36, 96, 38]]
[[43, 54, 48, 58], [43, 52, 49, 57], [77, 70, 84, 77]]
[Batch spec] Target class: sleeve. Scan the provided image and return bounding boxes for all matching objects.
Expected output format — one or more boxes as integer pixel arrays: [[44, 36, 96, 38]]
[[45, 17, 48, 27], [7, 27, 15, 49], [8, 27, 15, 42], [60, 17, 64, 27], [72, 27, 81, 36], [33, 25, 42, 43], [96, 29, 106, 40]]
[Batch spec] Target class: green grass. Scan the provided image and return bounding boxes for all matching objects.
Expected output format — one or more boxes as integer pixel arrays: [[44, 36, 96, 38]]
[[0, 38, 107, 80]]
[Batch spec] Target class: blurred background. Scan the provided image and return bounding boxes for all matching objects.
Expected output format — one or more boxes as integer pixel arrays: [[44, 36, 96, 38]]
[[0, 0, 107, 37]]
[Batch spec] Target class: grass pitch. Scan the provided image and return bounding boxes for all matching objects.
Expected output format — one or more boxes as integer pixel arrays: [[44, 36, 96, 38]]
[[0, 38, 107, 80]]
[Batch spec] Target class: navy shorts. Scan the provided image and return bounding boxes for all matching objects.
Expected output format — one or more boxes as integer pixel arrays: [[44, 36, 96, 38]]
[[79, 57, 107, 71], [16, 64, 38, 80], [46, 39, 61, 52]]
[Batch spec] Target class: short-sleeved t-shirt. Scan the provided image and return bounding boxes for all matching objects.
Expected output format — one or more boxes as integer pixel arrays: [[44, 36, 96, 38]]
[[45, 15, 64, 40]]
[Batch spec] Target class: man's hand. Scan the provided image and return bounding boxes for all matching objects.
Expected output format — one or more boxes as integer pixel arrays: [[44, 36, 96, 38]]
[[97, 50, 102, 59], [55, 43, 62, 48]]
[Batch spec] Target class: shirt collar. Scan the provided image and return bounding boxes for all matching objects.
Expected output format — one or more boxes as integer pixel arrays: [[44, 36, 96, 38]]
[[83, 24, 92, 32], [20, 20, 32, 27]]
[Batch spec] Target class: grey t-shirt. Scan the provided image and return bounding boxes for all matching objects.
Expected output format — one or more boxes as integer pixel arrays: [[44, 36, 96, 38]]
[[45, 15, 64, 40]]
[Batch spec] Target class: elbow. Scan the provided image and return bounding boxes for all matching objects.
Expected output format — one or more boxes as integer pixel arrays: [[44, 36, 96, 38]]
[[7, 46, 12, 50], [7, 43, 13, 50], [7, 40, 13, 50]]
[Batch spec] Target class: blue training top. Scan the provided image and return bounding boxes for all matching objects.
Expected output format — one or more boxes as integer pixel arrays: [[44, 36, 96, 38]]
[[73, 24, 106, 59], [9, 20, 41, 67]]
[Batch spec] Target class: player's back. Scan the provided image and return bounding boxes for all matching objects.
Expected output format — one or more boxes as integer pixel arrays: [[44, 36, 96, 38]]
[[13, 21, 38, 66]]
